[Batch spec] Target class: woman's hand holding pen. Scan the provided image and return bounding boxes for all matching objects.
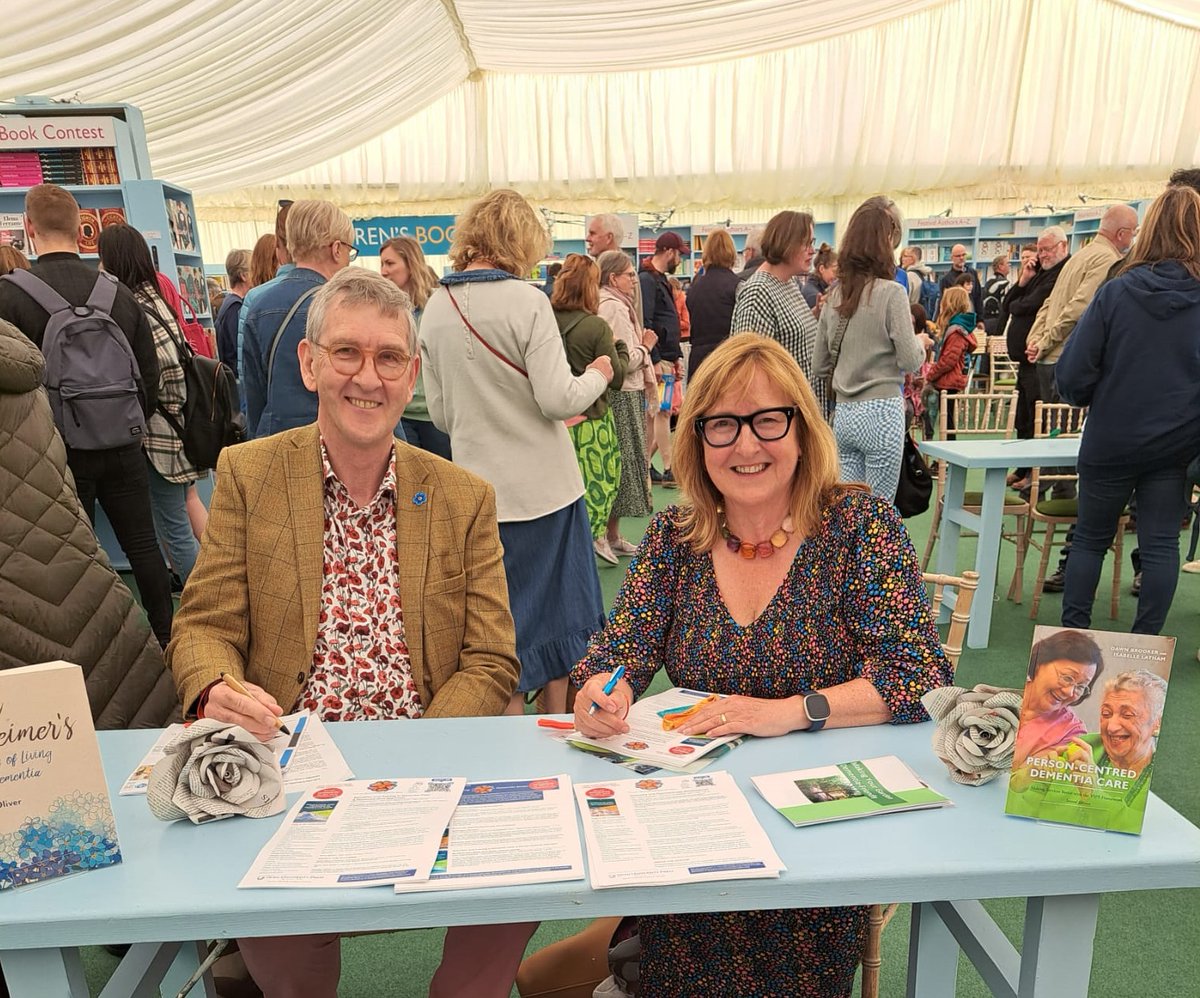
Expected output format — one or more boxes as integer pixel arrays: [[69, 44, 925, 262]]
[[574, 671, 634, 738], [205, 679, 286, 742]]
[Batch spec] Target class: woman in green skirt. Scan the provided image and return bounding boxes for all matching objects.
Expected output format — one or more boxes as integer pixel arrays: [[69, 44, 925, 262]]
[[552, 254, 628, 564]]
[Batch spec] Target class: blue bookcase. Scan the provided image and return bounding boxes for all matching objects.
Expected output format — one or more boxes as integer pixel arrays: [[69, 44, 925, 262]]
[[1, 98, 211, 570]]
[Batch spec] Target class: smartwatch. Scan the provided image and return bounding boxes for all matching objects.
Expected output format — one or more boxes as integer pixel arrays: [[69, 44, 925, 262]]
[[802, 693, 830, 732]]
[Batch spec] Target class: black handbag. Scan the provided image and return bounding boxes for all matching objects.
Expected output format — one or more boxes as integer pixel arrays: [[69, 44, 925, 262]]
[[895, 433, 933, 518]]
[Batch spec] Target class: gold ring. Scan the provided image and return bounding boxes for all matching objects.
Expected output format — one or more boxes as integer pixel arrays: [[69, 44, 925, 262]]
[[721, 713, 728, 724]]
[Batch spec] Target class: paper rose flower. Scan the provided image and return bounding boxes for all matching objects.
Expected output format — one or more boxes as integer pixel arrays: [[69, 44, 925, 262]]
[[147, 718, 285, 824], [921, 684, 1023, 786]]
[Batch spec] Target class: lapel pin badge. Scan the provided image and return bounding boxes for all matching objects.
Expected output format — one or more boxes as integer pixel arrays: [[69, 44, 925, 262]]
[[412, 491, 427, 506]]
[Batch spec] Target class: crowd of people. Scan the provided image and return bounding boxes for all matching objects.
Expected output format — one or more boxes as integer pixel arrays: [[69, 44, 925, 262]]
[[0, 166, 1197, 997]]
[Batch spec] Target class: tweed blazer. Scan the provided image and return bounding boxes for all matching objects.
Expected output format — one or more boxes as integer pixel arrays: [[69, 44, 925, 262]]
[[167, 424, 520, 718]]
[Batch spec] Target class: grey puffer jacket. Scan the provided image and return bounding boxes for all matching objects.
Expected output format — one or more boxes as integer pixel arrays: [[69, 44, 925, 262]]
[[0, 318, 178, 728]]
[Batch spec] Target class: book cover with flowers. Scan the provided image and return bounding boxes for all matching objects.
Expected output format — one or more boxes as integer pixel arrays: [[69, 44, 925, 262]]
[[1005, 626, 1174, 835], [0, 661, 121, 890]]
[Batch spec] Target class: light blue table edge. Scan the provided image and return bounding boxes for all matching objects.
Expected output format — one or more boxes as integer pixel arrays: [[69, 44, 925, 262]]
[[2, 716, 1197, 998], [920, 438, 1081, 648]]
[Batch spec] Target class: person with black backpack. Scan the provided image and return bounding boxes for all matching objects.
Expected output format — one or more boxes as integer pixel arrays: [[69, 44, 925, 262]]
[[98, 224, 203, 590], [0, 184, 174, 648], [980, 253, 1012, 334]]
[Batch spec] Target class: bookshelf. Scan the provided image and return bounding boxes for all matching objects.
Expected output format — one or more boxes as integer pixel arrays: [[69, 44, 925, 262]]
[[0, 98, 210, 322]]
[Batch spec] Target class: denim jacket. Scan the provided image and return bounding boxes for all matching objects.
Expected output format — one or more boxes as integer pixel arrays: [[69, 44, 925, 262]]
[[241, 267, 325, 438]]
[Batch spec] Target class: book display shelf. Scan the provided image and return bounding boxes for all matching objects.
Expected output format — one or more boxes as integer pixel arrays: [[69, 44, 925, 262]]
[[0, 97, 210, 323], [907, 199, 1151, 282]]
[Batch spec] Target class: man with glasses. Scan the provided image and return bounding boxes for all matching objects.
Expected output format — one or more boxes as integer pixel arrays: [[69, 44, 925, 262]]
[[168, 267, 521, 998], [242, 199, 358, 438], [1024, 203, 1139, 591]]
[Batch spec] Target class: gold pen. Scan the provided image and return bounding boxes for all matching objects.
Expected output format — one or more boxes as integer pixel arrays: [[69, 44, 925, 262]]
[[220, 672, 292, 735]]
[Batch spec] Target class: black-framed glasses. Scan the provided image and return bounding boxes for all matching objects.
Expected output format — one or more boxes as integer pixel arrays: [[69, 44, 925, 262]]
[[335, 240, 359, 263], [315, 342, 411, 380], [694, 407, 797, 447]]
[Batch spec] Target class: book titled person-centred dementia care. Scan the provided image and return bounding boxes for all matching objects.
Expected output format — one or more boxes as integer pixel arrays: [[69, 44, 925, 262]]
[[0, 661, 121, 890], [751, 756, 952, 827], [1005, 626, 1175, 836]]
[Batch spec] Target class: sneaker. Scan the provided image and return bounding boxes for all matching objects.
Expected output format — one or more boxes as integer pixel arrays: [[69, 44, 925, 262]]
[[649, 467, 664, 484], [660, 469, 679, 488], [609, 536, 639, 556], [1182, 561, 1200, 574], [1042, 570, 1066, 593], [593, 537, 619, 565], [1130, 572, 1142, 597]]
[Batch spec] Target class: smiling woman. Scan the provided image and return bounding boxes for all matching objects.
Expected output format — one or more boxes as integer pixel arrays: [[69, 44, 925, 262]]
[[564, 333, 952, 996]]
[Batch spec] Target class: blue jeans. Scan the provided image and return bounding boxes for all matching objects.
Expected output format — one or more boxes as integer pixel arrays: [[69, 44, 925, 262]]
[[1062, 461, 1187, 634], [400, 417, 452, 461], [147, 463, 200, 584]]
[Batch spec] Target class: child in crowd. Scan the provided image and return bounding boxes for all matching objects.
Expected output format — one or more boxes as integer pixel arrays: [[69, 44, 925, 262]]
[[904, 303, 937, 437], [928, 286, 977, 438]]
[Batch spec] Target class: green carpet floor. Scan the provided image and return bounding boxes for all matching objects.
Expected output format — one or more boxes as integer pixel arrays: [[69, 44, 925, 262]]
[[90, 471, 1199, 996]]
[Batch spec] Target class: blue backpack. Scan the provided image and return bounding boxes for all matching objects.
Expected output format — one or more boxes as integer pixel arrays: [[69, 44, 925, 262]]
[[3, 269, 145, 450], [918, 276, 940, 321]]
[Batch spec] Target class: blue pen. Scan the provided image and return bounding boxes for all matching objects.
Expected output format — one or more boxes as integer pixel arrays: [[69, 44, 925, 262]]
[[588, 664, 627, 716]]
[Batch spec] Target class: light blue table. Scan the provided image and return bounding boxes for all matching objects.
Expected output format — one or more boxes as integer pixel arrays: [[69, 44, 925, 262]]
[[920, 437, 1081, 648], [2, 715, 1197, 998]]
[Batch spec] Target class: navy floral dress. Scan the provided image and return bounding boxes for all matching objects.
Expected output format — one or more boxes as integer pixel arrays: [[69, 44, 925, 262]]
[[572, 488, 952, 997]]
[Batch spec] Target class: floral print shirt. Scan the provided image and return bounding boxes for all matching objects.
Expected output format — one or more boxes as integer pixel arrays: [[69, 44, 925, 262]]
[[299, 445, 423, 721]]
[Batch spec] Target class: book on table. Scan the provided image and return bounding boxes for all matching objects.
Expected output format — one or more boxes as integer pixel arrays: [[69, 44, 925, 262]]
[[1005, 625, 1174, 835], [0, 661, 122, 890], [752, 756, 952, 827]]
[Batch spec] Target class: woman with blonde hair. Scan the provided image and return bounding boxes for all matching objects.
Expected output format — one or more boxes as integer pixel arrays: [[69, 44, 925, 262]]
[[927, 285, 977, 438], [379, 235, 450, 459], [570, 332, 950, 996], [551, 254, 628, 562], [420, 189, 612, 717], [814, 196, 930, 501], [1057, 185, 1200, 635]]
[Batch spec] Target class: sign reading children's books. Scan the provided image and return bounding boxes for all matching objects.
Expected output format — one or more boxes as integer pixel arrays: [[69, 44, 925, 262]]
[[1005, 627, 1174, 835], [0, 662, 121, 889]]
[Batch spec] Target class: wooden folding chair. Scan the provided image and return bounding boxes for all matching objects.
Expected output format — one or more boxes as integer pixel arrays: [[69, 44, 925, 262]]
[[921, 391, 1029, 601], [860, 570, 978, 998], [1020, 402, 1127, 619], [986, 337, 1019, 395]]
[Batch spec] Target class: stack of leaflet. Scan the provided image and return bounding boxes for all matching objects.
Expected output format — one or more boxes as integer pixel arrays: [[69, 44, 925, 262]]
[[561, 687, 744, 773], [575, 771, 784, 888], [752, 756, 952, 827], [240, 774, 586, 892]]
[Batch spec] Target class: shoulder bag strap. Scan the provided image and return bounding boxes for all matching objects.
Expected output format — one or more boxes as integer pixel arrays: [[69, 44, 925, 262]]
[[266, 286, 319, 387], [2, 267, 73, 315], [827, 312, 852, 373], [444, 285, 529, 378]]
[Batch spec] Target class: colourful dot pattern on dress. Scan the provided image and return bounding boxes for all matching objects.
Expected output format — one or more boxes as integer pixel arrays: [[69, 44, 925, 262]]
[[572, 488, 953, 997]]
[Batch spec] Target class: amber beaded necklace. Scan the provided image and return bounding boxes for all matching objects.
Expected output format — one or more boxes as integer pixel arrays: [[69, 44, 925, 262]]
[[717, 504, 795, 560]]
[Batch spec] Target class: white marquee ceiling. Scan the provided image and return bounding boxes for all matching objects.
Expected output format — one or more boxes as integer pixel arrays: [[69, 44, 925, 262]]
[[4, 0, 1199, 211]]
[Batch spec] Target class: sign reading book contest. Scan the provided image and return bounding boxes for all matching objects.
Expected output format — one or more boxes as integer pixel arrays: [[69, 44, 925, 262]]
[[0, 116, 120, 149], [1006, 626, 1174, 836]]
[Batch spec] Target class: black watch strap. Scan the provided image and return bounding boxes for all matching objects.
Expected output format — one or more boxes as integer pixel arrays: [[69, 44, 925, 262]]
[[803, 693, 830, 732]]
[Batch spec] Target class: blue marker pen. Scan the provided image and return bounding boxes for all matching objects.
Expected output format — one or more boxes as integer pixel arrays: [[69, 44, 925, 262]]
[[588, 664, 627, 716]]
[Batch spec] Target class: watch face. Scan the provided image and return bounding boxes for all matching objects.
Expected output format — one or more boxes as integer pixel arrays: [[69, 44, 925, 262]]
[[806, 694, 831, 721]]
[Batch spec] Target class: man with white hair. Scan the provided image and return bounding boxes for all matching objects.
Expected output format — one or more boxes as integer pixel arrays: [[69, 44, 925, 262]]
[[1000, 225, 1071, 475], [736, 225, 767, 281], [585, 213, 624, 258], [242, 199, 357, 438]]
